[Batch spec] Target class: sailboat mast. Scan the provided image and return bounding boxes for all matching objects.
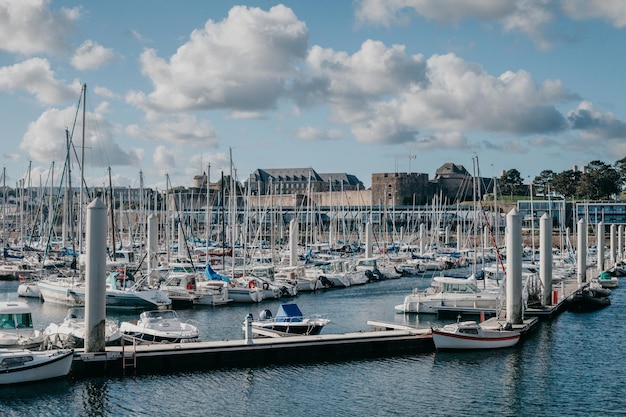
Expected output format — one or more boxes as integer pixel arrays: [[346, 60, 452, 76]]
[[78, 83, 86, 258]]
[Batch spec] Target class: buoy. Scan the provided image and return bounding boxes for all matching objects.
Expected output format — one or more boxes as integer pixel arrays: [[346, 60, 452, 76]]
[[248, 280, 256, 289]]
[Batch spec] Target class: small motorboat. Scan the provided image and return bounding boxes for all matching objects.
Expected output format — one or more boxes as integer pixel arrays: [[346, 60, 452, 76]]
[[44, 308, 122, 348], [251, 303, 330, 335], [119, 310, 199, 344], [566, 287, 611, 313], [597, 271, 619, 289], [0, 348, 73, 385], [432, 320, 520, 350], [0, 301, 45, 350]]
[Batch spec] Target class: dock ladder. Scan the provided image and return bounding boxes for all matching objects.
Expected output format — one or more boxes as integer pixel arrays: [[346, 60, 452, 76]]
[[121, 335, 137, 371]]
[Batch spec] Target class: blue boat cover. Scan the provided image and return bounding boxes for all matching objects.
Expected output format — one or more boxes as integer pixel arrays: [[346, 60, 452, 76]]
[[275, 304, 303, 322]]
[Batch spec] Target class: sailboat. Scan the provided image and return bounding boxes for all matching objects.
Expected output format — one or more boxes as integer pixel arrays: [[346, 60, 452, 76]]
[[37, 84, 171, 310]]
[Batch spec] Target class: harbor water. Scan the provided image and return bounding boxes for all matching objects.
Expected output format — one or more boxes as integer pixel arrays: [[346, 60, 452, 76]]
[[1, 273, 624, 417]]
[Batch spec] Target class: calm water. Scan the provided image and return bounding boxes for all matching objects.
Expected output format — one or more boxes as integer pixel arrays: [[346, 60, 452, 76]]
[[1, 273, 624, 417]]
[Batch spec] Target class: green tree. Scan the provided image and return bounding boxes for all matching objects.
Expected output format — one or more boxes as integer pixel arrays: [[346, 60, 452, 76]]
[[551, 169, 582, 199], [533, 170, 556, 196], [499, 169, 524, 197], [576, 160, 620, 200], [615, 156, 626, 189]]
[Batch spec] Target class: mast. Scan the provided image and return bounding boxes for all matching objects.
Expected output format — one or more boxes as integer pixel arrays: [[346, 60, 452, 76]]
[[108, 167, 116, 259], [78, 83, 86, 260]]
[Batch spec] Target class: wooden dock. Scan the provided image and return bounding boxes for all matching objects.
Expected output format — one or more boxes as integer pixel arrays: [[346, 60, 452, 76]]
[[70, 328, 435, 377]]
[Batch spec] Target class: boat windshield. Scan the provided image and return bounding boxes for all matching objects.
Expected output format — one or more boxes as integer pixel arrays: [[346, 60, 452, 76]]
[[142, 310, 178, 320], [0, 313, 15, 329], [441, 282, 479, 293]]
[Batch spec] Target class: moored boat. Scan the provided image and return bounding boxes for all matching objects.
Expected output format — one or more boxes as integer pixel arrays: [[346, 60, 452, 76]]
[[250, 303, 330, 335], [0, 348, 73, 385], [432, 320, 520, 350], [566, 287, 611, 312], [119, 310, 200, 344], [44, 308, 122, 348], [0, 301, 45, 350]]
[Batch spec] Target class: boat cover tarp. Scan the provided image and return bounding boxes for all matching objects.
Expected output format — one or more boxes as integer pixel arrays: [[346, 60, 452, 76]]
[[205, 264, 231, 283], [276, 303, 303, 322]]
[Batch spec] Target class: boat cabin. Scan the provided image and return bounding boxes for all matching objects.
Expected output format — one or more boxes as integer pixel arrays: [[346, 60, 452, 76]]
[[0, 301, 35, 330], [432, 276, 482, 294]]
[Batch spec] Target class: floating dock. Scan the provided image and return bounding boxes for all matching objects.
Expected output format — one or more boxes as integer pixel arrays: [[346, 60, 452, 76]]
[[70, 328, 435, 377]]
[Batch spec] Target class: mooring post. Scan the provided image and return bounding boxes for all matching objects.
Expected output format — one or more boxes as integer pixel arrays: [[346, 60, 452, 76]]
[[244, 313, 253, 344], [540, 213, 553, 306], [577, 219, 587, 287], [597, 221, 604, 273], [506, 208, 522, 325], [84, 197, 107, 353]]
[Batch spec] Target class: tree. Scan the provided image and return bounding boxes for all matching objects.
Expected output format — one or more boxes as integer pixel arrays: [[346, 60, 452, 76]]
[[533, 170, 556, 196], [576, 160, 621, 200], [615, 156, 626, 189], [551, 169, 581, 199], [499, 169, 524, 197]]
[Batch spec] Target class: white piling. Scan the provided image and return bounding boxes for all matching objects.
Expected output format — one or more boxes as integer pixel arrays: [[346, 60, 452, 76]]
[[244, 313, 253, 344], [506, 208, 523, 324], [147, 214, 158, 273], [577, 219, 587, 286], [289, 219, 298, 267], [84, 197, 107, 353], [365, 222, 373, 259], [618, 225, 624, 262], [419, 223, 425, 256], [177, 222, 184, 257], [610, 224, 616, 265], [540, 213, 553, 306], [597, 222, 604, 273]]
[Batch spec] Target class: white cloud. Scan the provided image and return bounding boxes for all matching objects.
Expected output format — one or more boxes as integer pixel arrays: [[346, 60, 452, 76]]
[[304, 43, 571, 145], [127, 5, 308, 112], [295, 126, 342, 141], [126, 114, 218, 147], [0, 0, 80, 55], [71, 40, 117, 70], [152, 145, 177, 171], [354, 0, 556, 49], [561, 0, 626, 28], [0, 58, 82, 104], [19, 105, 138, 167]]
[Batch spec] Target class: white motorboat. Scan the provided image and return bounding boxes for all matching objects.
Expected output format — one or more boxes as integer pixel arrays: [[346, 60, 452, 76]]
[[37, 271, 172, 310], [119, 310, 199, 344], [598, 271, 619, 289], [0, 348, 73, 385], [394, 275, 500, 314], [44, 308, 122, 348], [0, 301, 45, 350], [432, 320, 520, 350], [250, 303, 330, 335]]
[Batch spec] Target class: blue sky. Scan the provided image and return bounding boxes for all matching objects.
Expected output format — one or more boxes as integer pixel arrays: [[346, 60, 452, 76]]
[[1, 0, 626, 191]]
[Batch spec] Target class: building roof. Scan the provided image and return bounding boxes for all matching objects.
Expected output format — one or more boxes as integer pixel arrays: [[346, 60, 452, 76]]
[[249, 168, 324, 183], [434, 163, 470, 179]]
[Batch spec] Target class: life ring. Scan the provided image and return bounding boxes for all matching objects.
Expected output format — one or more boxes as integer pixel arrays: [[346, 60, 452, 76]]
[[262, 282, 270, 290], [248, 280, 256, 289]]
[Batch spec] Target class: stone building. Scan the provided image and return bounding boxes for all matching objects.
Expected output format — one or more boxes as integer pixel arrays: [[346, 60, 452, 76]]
[[370, 172, 430, 207], [245, 168, 363, 196]]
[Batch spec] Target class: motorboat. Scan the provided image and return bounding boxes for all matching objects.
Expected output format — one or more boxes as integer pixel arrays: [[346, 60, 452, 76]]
[[119, 310, 199, 344], [597, 271, 619, 289], [37, 270, 172, 310], [44, 308, 122, 348], [566, 287, 611, 313], [0, 301, 45, 350], [432, 320, 520, 350], [250, 303, 330, 335], [394, 275, 500, 314], [0, 348, 73, 385]]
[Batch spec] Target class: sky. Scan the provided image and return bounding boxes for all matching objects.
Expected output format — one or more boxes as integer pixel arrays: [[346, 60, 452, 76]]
[[1, 0, 626, 192]]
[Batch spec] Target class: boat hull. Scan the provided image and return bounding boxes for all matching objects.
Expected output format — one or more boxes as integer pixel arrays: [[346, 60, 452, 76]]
[[0, 349, 73, 385], [432, 330, 520, 350]]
